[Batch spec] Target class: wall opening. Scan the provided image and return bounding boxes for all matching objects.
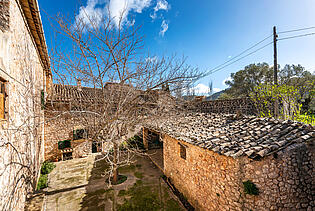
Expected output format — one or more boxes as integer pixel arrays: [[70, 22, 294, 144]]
[[179, 142, 186, 160], [0, 78, 7, 119], [92, 141, 102, 153]]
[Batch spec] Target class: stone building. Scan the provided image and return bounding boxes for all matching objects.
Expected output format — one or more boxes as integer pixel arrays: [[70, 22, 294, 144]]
[[44, 83, 102, 161], [144, 112, 315, 211], [0, 0, 51, 210], [44, 82, 167, 161]]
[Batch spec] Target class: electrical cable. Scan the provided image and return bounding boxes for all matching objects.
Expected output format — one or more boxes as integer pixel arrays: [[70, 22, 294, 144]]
[[205, 41, 273, 75], [206, 35, 272, 73], [278, 32, 315, 41], [278, 26, 315, 34]]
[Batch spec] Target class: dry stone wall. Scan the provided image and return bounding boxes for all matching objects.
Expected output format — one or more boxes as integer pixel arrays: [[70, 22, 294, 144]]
[[190, 98, 256, 115], [163, 135, 314, 211]]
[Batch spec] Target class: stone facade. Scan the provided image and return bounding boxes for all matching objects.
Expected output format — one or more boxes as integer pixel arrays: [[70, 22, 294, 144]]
[[163, 135, 314, 211], [0, 0, 50, 210], [188, 98, 256, 115], [44, 110, 93, 161]]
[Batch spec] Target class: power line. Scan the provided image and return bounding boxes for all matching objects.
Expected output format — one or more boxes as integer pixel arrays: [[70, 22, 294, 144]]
[[278, 32, 315, 41], [205, 26, 315, 76], [278, 26, 315, 34], [205, 35, 272, 74], [205, 41, 273, 75]]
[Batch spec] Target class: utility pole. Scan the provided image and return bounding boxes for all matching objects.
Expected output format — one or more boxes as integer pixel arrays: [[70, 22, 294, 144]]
[[273, 26, 279, 118]]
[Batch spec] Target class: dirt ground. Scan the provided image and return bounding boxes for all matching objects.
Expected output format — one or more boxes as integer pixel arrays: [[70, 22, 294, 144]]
[[27, 153, 185, 211]]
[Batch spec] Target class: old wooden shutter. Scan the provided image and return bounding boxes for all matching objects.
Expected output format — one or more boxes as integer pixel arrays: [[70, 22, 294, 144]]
[[0, 81, 5, 119], [0, 93, 4, 119]]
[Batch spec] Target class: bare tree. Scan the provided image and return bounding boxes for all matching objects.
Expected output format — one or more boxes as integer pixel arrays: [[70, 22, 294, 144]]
[[47, 9, 201, 184]]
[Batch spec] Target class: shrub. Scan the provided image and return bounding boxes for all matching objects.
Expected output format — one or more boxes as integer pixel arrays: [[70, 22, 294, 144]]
[[41, 161, 56, 175], [37, 174, 48, 190], [58, 140, 71, 149], [243, 180, 259, 195], [63, 140, 71, 148], [58, 141, 64, 149], [126, 135, 144, 149]]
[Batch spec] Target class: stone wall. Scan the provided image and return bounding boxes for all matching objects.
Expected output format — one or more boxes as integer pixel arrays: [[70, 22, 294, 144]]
[[0, 0, 46, 210], [189, 98, 256, 115], [0, 0, 9, 32], [163, 135, 314, 211], [44, 109, 93, 161]]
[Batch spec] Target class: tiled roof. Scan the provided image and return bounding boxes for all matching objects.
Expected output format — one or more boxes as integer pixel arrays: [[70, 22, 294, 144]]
[[19, 0, 51, 75], [145, 112, 315, 159], [48, 84, 103, 103]]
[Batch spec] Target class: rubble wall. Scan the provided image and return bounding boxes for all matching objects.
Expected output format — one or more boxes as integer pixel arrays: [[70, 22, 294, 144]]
[[190, 98, 256, 115], [0, 1, 45, 210], [163, 135, 314, 211]]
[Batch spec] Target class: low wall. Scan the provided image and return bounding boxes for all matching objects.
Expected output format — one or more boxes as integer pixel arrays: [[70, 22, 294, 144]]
[[188, 98, 256, 115], [163, 135, 314, 211]]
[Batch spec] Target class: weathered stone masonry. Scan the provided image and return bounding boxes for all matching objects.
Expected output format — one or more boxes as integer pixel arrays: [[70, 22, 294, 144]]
[[146, 112, 314, 211], [189, 98, 256, 115], [164, 135, 314, 211], [44, 110, 92, 161], [0, 0, 51, 210]]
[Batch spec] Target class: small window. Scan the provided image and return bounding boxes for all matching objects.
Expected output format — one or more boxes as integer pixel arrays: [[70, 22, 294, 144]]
[[41, 89, 45, 110], [0, 79, 7, 119], [179, 142, 186, 160]]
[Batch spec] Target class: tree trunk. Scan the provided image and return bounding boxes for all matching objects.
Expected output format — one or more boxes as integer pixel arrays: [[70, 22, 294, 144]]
[[112, 142, 118, 184]]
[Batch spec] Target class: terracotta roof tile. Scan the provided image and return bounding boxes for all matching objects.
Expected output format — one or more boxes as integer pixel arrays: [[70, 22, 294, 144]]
[[144, 112, 315, 159]]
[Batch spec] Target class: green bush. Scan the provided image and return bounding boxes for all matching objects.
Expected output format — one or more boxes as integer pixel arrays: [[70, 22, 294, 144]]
[[58, 140, 71, 149], [126, 135, 144, 149], [243, 180, 259, 195], [58, 141, 64, 149], [37, 174, 48, 190], [41, 161, 56, 175]]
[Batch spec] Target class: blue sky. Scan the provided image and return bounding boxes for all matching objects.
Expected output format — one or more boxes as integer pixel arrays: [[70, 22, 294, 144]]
[[39, 0, 315, 94]]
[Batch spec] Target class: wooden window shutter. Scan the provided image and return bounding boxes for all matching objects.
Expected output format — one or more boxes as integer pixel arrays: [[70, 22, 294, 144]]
[[0, 80, 5, 119], [0, 92, 4, 119]]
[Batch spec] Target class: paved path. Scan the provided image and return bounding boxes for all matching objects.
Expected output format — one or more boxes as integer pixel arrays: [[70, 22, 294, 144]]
[[37, 153, 185, 211], [44, 155, 96, 211]]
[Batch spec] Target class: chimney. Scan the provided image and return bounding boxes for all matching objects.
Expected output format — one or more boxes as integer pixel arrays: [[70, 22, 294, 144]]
[[77, 79, 82, 91]]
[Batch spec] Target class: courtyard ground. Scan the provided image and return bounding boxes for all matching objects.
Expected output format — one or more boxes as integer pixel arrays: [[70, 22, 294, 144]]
[[27, 153, 184, 211]]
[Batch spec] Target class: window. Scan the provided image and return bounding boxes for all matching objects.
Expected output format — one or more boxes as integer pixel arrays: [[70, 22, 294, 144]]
[[41, 89, 45, 110], [179, 142, 186, 160], [0, 78, 7, 119]]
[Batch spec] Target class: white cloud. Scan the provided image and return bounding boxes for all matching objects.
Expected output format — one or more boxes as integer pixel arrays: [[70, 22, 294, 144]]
[[74, 0, 152, 29], [74, 0, 106, 29], [159, 20, 168, 37], [189, 84, 222, 96], [150, 0, 170, 19], [109, 0, 151, 27], [189, 84, 209, 95], [213, 88, 222, 93], [222, 76, 232, 86]]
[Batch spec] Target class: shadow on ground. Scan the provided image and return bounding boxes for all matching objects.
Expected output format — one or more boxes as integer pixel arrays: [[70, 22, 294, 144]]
[[79, 154, 184, 211]]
